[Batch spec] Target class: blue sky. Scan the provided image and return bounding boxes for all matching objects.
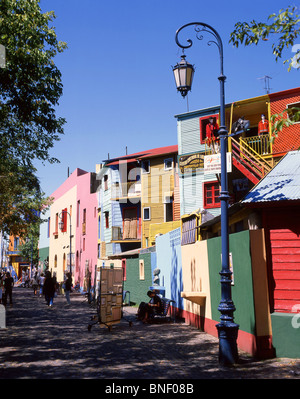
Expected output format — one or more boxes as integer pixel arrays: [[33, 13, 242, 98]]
[[37, 0, 299, 197]]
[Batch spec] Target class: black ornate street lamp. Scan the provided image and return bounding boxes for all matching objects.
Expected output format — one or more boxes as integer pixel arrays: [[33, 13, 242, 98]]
[[173, 22, 239, 366]]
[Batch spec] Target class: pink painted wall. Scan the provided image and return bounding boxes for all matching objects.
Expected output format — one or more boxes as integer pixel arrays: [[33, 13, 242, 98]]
[[50, 168, 87, 202], [74, 171, 98, 289], [50, 168, 98, 288]]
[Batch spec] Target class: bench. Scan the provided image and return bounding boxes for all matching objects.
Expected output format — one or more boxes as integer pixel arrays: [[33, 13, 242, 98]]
[[152, 297, 176, 322]]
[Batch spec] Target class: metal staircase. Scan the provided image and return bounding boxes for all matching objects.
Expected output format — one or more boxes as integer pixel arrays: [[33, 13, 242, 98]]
[[230, 136, 273, 184]]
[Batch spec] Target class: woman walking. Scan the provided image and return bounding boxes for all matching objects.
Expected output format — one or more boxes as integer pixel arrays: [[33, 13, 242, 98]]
[[43, 271, 55, 307]]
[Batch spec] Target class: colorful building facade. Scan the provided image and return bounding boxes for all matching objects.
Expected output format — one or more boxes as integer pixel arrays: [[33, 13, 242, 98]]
[[48, 168, 98, 287]]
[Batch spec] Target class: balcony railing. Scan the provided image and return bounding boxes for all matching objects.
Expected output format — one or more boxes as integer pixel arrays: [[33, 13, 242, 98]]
[[111, 182, 141, 200], [111, 225, 141, 241], [241, 134, 270, 155]]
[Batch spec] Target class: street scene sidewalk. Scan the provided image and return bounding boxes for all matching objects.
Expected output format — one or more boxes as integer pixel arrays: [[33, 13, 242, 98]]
[[0, 288, 300, 380]]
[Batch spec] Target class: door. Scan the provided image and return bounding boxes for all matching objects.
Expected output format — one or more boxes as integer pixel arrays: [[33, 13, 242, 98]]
[[123, 208, 137, 239]]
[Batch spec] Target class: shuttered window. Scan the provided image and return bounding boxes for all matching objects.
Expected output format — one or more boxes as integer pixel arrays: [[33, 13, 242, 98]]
[[181, 216, 197, 245]]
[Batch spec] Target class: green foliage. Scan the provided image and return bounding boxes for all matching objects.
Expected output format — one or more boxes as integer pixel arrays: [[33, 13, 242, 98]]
[[0, 0, 66, 234], [0, 0, 67, 165], [0, 156, 52, 236], [230, 6, 300, 71], [18, 220, 41, 267], [270, 107, 300, 141]]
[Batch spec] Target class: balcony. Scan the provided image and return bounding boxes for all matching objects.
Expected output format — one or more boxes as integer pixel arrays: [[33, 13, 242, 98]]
[[111, 182, 141, 201], [111, 225, 141, 243]]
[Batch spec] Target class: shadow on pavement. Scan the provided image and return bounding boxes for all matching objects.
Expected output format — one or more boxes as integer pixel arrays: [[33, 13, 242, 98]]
[[0, 288, 300, 379]]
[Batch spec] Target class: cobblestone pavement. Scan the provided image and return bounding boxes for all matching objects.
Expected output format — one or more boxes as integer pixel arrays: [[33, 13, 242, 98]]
[[0, 288, 300, 380]]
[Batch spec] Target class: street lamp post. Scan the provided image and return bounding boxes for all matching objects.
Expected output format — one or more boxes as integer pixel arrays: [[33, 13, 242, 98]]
[[59, 210, 72, 276], [173, 22, 239, 366]]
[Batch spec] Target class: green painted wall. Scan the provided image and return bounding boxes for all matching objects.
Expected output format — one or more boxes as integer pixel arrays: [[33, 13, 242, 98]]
[[271, 313, 300, 358], [39, 247, 49, 267], [207, 230, 256, 335], [123, 253, 153, 305]]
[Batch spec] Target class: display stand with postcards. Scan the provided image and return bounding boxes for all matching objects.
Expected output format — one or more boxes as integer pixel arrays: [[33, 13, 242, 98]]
[[88, 266, 132, 332]]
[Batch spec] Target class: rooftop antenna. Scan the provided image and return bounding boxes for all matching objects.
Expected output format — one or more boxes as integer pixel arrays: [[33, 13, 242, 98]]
[[258, 75, 272, 94]]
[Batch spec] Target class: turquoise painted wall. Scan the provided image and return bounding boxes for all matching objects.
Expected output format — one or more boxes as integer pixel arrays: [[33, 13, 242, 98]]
[[156, 228, 183, 308]]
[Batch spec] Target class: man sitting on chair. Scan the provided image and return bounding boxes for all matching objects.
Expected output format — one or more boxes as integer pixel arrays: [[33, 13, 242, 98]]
[[137, 290, 163, 323]]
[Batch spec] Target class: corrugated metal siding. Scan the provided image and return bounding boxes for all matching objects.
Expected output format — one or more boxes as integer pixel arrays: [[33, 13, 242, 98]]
[[180, 117, 204, 155], [181, 217, 196, 245], [265, 210, 300, 313], [243, 151, 300, 203], [173, 185, 181, 220], [179, 169, 221, 217], [180, 173, 203, 216]]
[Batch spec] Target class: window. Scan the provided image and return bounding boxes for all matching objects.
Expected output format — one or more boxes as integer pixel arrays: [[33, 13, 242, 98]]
[[141, 160, 150, 174], [143, 207, 151, 221], [105, 211, 109, 228], [204, 182, 221, 208], [82, 208, 86, 235], [47, 217, 51, 238], [61, 208, 67, 232], [181, 215, 197, 245], [14, 237, 20, 250], [104, 175, 109, 190], [164, 195, 173, 222], [122, 259, 126, 281], [287, 101, 300, 123], [98, 243, 101, 259], [77, 201, 80, 227], [199, 114, 219, 144], [164, 158, 173, 170], [139, 259, 145, 280], [54, 213, 59, 235], [83, 238, 85, 251]]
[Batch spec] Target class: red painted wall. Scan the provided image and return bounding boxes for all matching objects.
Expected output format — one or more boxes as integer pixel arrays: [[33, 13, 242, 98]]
[[264, 207, 300, 313]]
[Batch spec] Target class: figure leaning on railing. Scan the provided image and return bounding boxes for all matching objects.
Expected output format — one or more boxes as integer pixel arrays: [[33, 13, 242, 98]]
[[206, 117, 220, 154]]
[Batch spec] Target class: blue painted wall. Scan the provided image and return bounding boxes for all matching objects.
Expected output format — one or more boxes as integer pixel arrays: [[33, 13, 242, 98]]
[[156, 228, 183, 309]]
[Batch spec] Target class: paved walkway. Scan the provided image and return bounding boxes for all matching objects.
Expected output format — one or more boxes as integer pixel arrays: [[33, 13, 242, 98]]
[[0, 288, 300, 380]]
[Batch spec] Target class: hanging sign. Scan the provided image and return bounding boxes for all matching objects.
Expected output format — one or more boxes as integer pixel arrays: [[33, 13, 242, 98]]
[[204, 153, 232, 174], [179, 153, 204, 174]]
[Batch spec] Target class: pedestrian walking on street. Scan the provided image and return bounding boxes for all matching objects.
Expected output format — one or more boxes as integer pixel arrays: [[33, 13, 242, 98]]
[[3, 272, 14, 306], [39, 273, 45, 297], [64, 272, 72, 306], [43, 271, 55, 307], [32, 272, 39, 296], [0, 272, 3, 304]]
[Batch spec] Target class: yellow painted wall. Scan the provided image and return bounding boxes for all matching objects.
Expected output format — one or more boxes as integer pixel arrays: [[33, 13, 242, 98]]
[[141, 155, 175, 248], [149, 220, 181, 246], [181, 240, 211, 320], [49, 185, 77, 282]]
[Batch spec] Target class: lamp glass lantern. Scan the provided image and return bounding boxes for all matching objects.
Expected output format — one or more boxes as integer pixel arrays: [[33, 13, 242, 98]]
[[172, 54, 195, 98]]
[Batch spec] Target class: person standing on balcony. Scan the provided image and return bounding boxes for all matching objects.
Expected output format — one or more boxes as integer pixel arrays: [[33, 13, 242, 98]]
[[258, 114, 269, 154], [258, 114, 269, 135], [206, 117, 220, 153]]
